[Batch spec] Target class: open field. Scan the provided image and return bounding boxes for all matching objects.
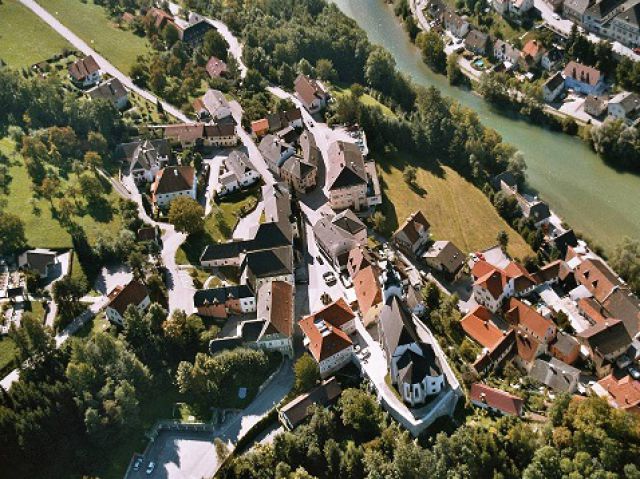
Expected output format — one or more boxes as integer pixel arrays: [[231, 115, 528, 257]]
[[176, 191, 259, 265], [0, 336, 18, 377], [377, 151, 533, 260], [0, 0, 71, 68], [37, 0, 151, 73], [0, 138, 123, 248]]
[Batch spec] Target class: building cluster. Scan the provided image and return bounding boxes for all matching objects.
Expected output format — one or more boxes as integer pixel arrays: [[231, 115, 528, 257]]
[[68, 55, 129, 110], [562, 0, 640, 48]]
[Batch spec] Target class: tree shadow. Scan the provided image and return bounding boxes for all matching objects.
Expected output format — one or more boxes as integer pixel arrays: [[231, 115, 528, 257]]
[[181, 230, 215, 265], [85, 196, 114, 223]]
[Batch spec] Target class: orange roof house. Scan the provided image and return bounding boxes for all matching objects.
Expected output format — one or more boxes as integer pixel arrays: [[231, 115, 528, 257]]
[[460, 306, 506, 350], [352, 265, 382, 316]]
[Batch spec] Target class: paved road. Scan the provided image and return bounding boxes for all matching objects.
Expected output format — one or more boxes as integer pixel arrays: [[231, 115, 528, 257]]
[[18, 0, 191, 123]]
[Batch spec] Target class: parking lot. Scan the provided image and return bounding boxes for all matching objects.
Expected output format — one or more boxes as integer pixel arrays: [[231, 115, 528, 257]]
[[126, 431, 220, 479]]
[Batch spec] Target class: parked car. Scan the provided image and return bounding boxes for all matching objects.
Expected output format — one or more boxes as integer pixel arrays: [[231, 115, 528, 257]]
[[323, 271, 337, 285], [132, 457, 143, 471], [146, 462, 156, 475], [316, 255, 324, 265], [629, 365, 640, 380]]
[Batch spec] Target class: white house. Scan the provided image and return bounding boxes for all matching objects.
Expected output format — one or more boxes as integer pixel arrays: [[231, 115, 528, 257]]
[[300, 298, 356, 378], [151, 165, 197, 209], [392, 210, 431, 256], [254, 281, 294, 358], [471, 260, 537, 313], [119, 139, 171, 183], [105, 280, 150, 325], [215, 151, 261, 196], [608, 91, 640, 124], [543, 72, 566, 103], [87, 78, 128, 110], [68, 55, 101, 87]]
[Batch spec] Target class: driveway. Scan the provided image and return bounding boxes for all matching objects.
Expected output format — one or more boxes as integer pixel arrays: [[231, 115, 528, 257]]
[[19, 0, 190, 122], [233, 201, 263, 240]]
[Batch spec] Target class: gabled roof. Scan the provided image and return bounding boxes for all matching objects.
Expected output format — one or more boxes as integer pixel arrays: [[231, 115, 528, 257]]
[[396, 344, 441, 384], [257, 281, 293, 338], [551, 331, 580, 359], [597, 374, 640, 411], [530, 357, 580, 392], [21, 249, 57, 276], [475, 269, 508, 300], [347, 246, 375, 278], [108, 280, 149, 316], [294, 74, 328, 106], [563, 61, 603, 87], [333, 209, 367, 236], [603, 288, 640, 338], [515, 328, 541, 363], [470, 383, 523, 415], [394, 211, 430, 246], [326, 141, 367, 190], [202, 89, 230, 118], [522, 39, 545, 58], [68, 55, 100, 81], [423, 240, 465, 272], [574, 257, 621, 303], [225, 150, 256, 181], [251, 118, 270, 134], [461, 305, 507, 350], [243, 245, 293, 278], [280, 378, 342, 428], [152, 166, 195, 195], [303, 297, 356, 330], [300, 313, 353, 362], [505, 298, 556, 341], [578, 318, 632, 356], [578, 296, 609, 324], [164, 123, 205, 143], [205, 56, 228, 78], [544, 71, 565, 91], [378, 296, 419, 362], [353, 265, 383, 316], [464, 29, 488, 51], [87, 78, 127, 104], [193, 285, 254, 307]]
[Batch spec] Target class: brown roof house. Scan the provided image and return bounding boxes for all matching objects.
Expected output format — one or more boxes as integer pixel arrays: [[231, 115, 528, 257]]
[[393, 211, 431, 256], [68, 55, 101, 87], [326, 141, 381, 212], [294, 74, 330, 113], [252, 281, 295, 357], [151, 165, 196, 210], [279, 377, 342, 429], [464, 29, 489, 55], [470, 383, 524, 416], [87, 78, 128, 110], [205, 56, 228, 78], [106, 280, 150, 325], [578, 319, 632, 376], [423, 240, 465, 279], [300, 298, 356, 378], [593, 374, 640, 414], [352, 265, 383, 316]]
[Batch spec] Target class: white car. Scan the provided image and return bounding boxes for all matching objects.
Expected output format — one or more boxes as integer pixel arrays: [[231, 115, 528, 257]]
[[553, 13, 560, 20], [146, 462, 156, 475]]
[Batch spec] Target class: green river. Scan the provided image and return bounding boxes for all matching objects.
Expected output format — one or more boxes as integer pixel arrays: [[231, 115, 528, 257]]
[[331, 0, 640, 250]]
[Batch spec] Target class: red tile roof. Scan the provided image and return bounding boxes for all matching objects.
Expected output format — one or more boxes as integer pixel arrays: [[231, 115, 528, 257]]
[[598, 374, 640, 412], [563, 61, 602, 87], [302, 297, 355, 329], [578, 297, 609, 324], [108, 280, 149, 316], [352, 265, 382, 316], [294, 74, 327, 106], [505, 298, 556, 342], [515, 328, 541, 363], [299, 315, 352, 362], [470, 383, 523, 416], [251, 118, 269, 135], [460, 305, 506, 349], [522, 39, 544, 58]]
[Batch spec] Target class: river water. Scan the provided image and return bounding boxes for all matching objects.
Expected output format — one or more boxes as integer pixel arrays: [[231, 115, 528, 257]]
[[331, 0, 640, 249]]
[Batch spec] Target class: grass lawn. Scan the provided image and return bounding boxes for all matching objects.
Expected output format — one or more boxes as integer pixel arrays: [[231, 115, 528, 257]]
[[0, 0, 71, 68], [37, 0, 151, 74], [176, 191, 259, 265], [25, 300, 46, 322], [0, 138, 122, 248], [74, 311, 110, 339], [377, 150, 533, 260], [0, 336, 18, 377], [332, 85, 396, 118]]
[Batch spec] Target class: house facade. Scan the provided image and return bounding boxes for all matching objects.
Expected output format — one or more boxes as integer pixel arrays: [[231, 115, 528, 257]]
[[193, 285, 256, 318], [151, 166, 197, 209], [294, 74, 330, 113], [68, 55, 101, 87], [563, 61, 606, 95], [105, 281, 151, 325], [393, 211, 431, 256]]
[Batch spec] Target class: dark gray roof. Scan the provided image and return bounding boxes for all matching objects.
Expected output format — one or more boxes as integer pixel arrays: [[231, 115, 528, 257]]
[[396, 344, 441, 384], [280, 155, 316, 180], [23, 250, 57, 276], [529, 357, 580, 392], [578, 318, 632, 355], [193, 285, 254, 307], [280, 378, 342, 428], [243, 246, 293, 278], [544, 72, 565, 92], [209, 337, 243, 354], [378, 296, 418, 362], [299, 130, 321, 166], [225, 150, 255, 180], [200, 241, 247, 262], [332, 209, 367, 236], [240, 319, 267, 342], [326, 141, 367, 190]]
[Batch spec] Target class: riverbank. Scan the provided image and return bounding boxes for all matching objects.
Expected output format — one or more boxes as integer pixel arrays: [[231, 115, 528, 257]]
[[331, 0, 640, 252]]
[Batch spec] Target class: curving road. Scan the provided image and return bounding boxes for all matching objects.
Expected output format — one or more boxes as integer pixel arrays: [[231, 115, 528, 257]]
[[18, 0, 191, 123]]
